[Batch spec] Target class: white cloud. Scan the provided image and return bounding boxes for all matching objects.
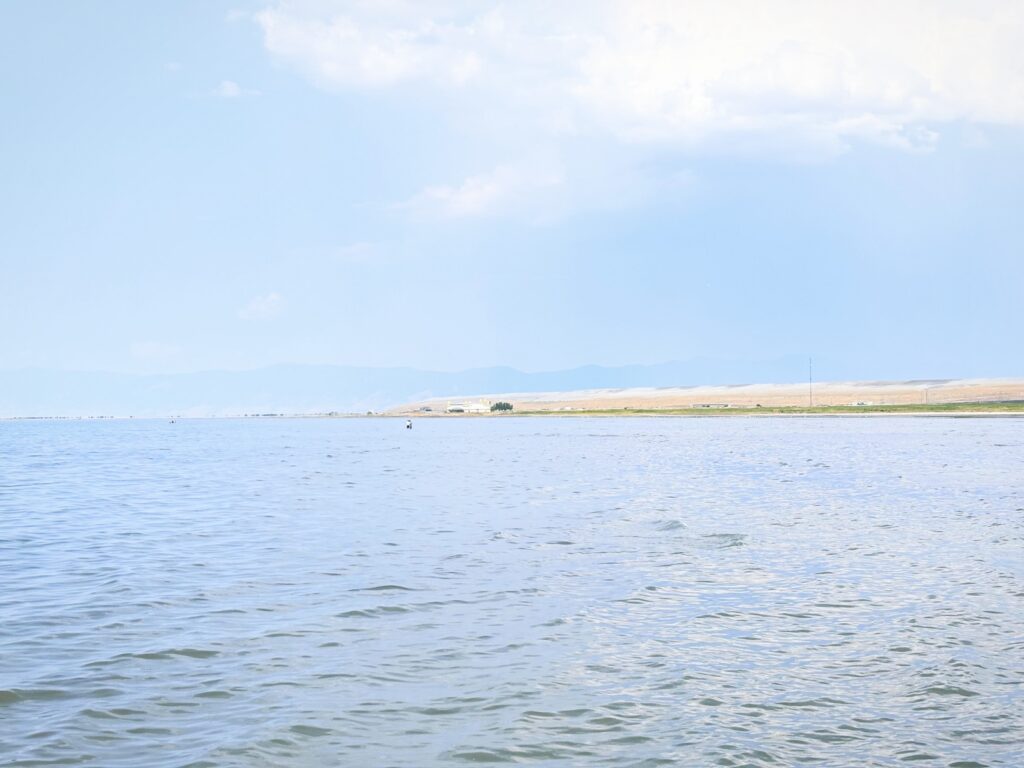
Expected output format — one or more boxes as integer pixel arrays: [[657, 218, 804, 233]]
[[571, 0, 1024, 152], [255, 0, 1024, 154], [256, 3, 485, 88], [402, 164, 563, 218], [238, 292, 284, 320], [213, 79, 260, 98]]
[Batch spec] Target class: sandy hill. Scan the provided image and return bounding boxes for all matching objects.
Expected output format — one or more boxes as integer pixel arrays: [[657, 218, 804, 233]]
[[391, 378, 1024, 414]]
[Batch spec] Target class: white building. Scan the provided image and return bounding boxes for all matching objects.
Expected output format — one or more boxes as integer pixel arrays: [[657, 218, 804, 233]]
[[446, 400, 490, 414]]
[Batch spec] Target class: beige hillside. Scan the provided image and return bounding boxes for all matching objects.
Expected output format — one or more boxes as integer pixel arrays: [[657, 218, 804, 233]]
[[390, 378, 1024, 415]]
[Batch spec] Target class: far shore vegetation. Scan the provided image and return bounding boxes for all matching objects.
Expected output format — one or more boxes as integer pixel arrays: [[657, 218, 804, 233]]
[[510, 401, 1024, 417], [16, 401, 1022, 421]]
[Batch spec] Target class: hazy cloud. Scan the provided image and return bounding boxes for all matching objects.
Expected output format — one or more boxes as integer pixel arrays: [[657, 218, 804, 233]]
[[402, 164, 563, 218], [214, 79, 260, 98], [335, 242, 380, 263], [238, 292, 284, 320], [130, 341, 181, 362]]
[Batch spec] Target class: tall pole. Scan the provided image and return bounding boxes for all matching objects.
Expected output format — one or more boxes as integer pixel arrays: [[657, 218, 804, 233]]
[[808, 356, 813, 407]]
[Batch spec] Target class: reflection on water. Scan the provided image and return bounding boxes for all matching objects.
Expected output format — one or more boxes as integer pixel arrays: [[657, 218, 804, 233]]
[[1, 417, 1022, 766]]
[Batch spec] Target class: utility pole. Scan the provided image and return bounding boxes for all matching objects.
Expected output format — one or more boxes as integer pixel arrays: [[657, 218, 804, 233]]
[[808, 356, 813, 407]]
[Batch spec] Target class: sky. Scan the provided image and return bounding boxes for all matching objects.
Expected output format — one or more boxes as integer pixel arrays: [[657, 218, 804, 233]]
[[2, 0, 1023, 382]]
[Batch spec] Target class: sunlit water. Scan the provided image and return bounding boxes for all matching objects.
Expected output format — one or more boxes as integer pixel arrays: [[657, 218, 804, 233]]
[[1, 417, 1022, 767]]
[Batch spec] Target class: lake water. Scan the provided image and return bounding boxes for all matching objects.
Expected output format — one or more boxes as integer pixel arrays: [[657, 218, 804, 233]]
[[1, 417, 1022, 767]]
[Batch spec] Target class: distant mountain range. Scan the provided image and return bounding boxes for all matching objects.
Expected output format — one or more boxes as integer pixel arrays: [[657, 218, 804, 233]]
[[1, 358, 828, 417]]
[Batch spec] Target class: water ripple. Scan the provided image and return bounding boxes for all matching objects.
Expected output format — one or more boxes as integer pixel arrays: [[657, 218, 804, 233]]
[[0, 416, 1022, 766]]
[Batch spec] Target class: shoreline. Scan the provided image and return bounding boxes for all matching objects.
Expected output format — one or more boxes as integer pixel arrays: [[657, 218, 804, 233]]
[[6, 380, 1024, 421], [6, 408, 1024, 421], [392, 378, 1024, 417], [402, 403, 1024, 418]]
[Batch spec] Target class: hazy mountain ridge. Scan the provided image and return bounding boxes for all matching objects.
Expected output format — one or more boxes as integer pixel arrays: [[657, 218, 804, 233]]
[[1, 358, 827, 417]]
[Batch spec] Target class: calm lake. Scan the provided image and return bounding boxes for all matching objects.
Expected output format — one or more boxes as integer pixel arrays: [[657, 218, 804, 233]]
[[1, 417, 1022, 767]]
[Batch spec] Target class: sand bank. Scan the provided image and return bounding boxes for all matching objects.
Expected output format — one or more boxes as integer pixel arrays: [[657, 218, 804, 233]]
[[391, 378, 1024, 415]]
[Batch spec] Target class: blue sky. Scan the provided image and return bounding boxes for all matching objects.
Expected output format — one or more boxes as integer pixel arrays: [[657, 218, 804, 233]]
[[2, 1, 1022, 382]]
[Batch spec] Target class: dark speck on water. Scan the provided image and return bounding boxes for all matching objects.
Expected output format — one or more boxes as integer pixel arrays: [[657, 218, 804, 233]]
[[1, 417, 1022, 766]]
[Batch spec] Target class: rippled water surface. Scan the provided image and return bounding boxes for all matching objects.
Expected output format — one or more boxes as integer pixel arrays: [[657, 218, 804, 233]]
[[2, 417, 1023, 767]]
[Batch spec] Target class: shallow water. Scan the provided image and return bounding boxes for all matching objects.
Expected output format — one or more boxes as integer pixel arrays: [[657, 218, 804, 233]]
[[1, 416, 1022, 767]]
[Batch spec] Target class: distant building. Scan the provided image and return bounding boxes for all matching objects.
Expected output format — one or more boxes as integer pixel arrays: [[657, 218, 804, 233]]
[[691, 403, 731, 409], [446, 400, 490, 414]]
